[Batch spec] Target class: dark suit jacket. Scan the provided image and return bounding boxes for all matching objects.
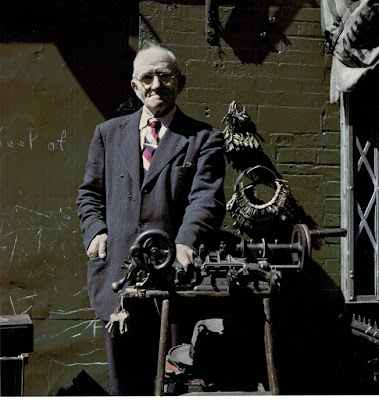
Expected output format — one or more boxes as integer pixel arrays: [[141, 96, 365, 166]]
[[77, 108, 225, 320]]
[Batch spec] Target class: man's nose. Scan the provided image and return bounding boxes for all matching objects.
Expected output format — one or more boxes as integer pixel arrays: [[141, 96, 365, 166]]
[[150, 75, 162, 90]]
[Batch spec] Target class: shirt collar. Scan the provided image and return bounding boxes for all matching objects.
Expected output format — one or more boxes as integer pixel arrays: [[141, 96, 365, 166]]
[[139, 106, 177, 130]]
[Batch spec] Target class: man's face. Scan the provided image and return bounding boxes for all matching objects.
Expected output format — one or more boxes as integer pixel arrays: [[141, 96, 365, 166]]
[[131, 50, 181, 117]]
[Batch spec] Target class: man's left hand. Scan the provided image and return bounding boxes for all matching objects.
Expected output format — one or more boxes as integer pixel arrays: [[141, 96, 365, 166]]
[[176, 243, 196, 272]]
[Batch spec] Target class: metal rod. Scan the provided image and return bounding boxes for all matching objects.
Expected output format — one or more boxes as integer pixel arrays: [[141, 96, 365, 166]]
[[122, 288, 271, 299], [244, 228, 347, 253], [264, 264, 300, 270], [309, 228, 347, 238], [246, 243, 302, 252], [154, 299, 170, 396], [263, 298, 280, 395]]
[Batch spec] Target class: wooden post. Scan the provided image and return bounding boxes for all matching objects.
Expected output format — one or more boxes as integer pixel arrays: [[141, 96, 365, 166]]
[[154, 299, 170, 396], [263, 297, 279, 395]]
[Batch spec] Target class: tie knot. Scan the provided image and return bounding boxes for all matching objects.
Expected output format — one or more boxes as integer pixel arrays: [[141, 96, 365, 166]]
[[150, 120, 161, 130]]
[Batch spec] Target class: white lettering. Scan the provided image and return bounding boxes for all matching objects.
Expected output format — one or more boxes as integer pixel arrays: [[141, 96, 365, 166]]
[[29, 129, 38, 149], [0, 128, 68, 152], [57, 129, 67, 151]]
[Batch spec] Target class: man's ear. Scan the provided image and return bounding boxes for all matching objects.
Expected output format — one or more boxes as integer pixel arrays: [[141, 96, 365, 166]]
[[131, 79, 142, 100], [178, 75, 186, 94], [131, 79, 138, 93]]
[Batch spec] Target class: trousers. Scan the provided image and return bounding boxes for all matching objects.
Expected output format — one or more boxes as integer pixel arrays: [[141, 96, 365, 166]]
[[101, 300, 161, 395]]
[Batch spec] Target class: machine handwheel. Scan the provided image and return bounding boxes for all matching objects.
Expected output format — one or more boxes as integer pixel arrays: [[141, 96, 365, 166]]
[[131, 229, 176, 271], [291, 224, 311, 270]]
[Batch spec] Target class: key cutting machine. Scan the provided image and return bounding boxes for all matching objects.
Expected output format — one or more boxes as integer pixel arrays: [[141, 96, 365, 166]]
[[108, 225, 347, 395]]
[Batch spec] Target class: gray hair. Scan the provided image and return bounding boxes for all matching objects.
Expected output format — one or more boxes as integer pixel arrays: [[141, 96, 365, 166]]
[[132, 43, 182, 79]]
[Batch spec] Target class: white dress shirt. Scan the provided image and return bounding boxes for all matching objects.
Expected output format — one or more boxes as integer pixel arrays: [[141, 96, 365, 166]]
[[139, 106, 177, 150]]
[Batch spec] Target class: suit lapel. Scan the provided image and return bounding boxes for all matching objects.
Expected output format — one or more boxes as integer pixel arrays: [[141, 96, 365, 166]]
[[119, 109, 142, 186], [142, 109, 189, 188]]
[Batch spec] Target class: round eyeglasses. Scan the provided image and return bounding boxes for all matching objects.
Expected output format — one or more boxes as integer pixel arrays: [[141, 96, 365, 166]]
[[137, 72, 178, 86]]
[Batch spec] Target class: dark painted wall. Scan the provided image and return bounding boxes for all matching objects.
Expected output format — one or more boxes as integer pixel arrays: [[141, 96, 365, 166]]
[[0, 0, 138, 394], [138, 0, 342, 283]]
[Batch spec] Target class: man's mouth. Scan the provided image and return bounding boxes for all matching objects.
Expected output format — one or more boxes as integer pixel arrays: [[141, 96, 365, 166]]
[[149, 91, 162, 98], [149, 93, 165, 103]]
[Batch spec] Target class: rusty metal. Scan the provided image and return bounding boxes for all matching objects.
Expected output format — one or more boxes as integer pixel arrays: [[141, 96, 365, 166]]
[[109, 225, 347, 395], [351, 314, 379, 345], [352, 329, 379, 346]]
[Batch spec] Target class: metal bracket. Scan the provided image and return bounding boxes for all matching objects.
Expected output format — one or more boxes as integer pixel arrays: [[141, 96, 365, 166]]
[[205, 0, 221, 46]]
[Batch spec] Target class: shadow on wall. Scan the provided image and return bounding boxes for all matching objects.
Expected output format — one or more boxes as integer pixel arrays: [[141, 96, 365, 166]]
[[157, 0, 320, 64], [182, 229, 355, 394], [217, 95, 355, 393], [1, 0, 139, 119], [140, 0, 320, 64], [219, 0, 320, 64], [0, 0, 322, 116], [272, 260, 356, 395]]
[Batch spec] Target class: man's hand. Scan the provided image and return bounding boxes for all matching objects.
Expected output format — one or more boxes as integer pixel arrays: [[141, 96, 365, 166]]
[[176, 243, 196, 272], [87, 233, 108, 259]]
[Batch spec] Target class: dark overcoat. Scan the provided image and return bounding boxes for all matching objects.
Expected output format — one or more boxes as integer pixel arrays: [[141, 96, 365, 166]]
[[77, 108, 225, 320]]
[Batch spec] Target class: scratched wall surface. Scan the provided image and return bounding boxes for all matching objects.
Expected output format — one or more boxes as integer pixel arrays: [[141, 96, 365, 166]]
[[0, 43, 108, 395], [0, 1, 137, 395], [0, 42, 110, 395]]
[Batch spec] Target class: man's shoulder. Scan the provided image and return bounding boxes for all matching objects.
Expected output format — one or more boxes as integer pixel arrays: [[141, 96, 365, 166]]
[[172, 108, 220, 136]]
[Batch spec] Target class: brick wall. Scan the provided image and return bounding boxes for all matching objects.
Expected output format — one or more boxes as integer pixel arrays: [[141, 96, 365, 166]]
[[139, 0, 342, 287]]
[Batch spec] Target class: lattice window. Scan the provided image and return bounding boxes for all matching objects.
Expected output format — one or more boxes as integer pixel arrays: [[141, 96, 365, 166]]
[[341, 79, 379, 302]]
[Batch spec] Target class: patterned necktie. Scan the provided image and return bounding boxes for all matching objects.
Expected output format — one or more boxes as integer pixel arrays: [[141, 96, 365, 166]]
[[142, 120, 161, 175]]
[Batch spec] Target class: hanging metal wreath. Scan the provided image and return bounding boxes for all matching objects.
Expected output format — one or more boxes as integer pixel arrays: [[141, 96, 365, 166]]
[[227, 165, 295, 233], [221, 101, 262, 154]]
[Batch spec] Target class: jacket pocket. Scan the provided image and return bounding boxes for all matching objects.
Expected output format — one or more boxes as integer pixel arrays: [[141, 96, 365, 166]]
[[87, 257, 107, 307], [173, 164, 196, 200]]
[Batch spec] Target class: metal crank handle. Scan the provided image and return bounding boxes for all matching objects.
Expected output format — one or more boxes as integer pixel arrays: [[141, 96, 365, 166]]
[[111, 276, 128, 293]]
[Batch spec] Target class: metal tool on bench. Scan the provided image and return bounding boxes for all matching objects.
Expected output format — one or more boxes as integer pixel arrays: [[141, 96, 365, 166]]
[[111, 224, 347, 295], [108, 224, 346, 395]]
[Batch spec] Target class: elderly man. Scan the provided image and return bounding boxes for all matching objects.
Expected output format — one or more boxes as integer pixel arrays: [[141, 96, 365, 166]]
[[77, 44, 225, 395]]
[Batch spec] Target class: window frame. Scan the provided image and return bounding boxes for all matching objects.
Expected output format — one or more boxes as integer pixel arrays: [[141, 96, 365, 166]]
[[340, 93, 379, 303]]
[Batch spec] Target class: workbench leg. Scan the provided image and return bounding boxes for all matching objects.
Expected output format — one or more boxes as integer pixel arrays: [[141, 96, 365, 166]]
[[263, 297, 280, 395], [154, 299, 170, 396]]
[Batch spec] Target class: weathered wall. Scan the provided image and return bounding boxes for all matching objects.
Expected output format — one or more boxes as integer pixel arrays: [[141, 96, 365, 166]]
[[139, 0, 341, 284], [0, 0, 345, 395], [138, 2, 347, 393], [0, 0, 138, 395]]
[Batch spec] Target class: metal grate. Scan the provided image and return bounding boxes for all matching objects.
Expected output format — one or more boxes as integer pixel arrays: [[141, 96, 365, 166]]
[[341, 90, 379, 302], [355, 136, 377, 250], [353, 130, 378, 300]]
